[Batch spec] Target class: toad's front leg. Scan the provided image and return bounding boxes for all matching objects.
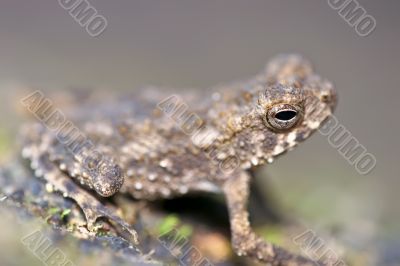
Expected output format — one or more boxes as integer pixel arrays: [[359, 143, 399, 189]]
[[21, 128, 138, 244], [223, 171, 320, 266], [35, 152, 138, 244]]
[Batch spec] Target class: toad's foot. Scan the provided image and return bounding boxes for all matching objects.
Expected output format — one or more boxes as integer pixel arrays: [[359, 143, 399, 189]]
[[27, 147, 139, 244], [223, 172, 322, 266]]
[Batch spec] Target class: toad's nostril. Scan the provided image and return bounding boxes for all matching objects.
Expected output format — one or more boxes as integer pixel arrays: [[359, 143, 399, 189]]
[[321, 95, 330, 103], [320, 87, 337, 107]]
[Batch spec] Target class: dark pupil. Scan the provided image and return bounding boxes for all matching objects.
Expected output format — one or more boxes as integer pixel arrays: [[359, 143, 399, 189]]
[[275, 110, 297, 121]]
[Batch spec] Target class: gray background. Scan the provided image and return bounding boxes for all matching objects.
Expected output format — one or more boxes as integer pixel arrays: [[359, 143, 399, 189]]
[[0, 0, 398, 264]]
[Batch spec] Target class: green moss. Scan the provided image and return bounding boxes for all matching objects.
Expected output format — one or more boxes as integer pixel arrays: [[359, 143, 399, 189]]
[[46, 207, 71, 220], [60, 209, 71, 219], [48, 207, 61, 215], [95, 229, 112, 237], [157, 214, 193, 239], [258, 225, 284, 245], [178, 224, 193, 239], [158, 214, 180, 235]]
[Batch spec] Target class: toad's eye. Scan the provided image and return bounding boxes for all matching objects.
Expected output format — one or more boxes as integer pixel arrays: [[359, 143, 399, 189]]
[[275, 110, 297, 121], [265, 104, 302, 131]]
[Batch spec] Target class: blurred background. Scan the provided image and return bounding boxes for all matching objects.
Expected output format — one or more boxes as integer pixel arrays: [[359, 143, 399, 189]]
[[0, 0, 399, 265]]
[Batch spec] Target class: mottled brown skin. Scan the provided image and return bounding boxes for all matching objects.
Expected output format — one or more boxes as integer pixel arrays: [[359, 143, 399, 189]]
[[20, 54, 337, 265]]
